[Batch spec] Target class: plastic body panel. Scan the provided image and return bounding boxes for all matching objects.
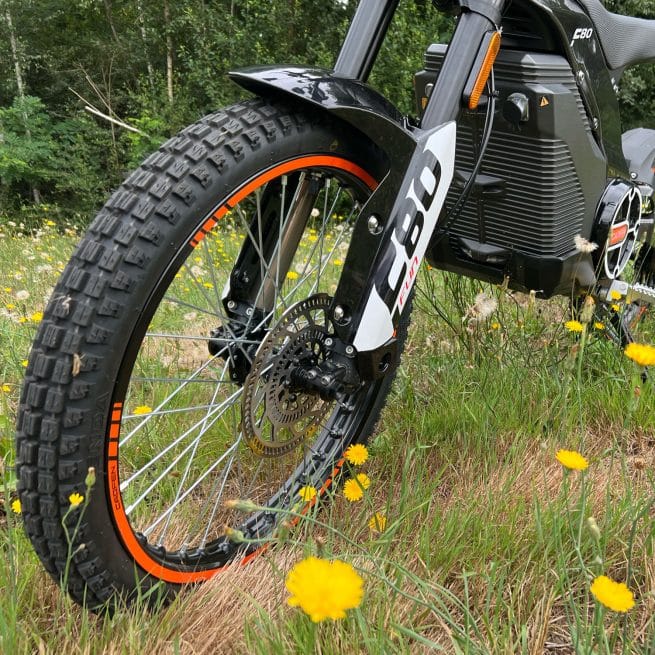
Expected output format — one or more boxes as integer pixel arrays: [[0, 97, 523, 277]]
[[515, 0, 628, 175], [229, 66, 416, 165], [623, 129, 655, 187]]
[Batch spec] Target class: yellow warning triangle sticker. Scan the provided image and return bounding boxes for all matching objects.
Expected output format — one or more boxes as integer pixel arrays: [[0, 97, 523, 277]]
[[540, 96, 549, 107]]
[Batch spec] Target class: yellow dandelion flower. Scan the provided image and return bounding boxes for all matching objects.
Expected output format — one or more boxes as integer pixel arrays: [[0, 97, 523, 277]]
[[5, 303, 15, 310], [45, 220, 56, 227], [69, 492, 84, 507], [298, 486, 317, 502], [556, 449, 589, 471], [590, 575, 635, 612], [133, 405, 153, 415], [491, 322, 500, 330], [224, 526, 245, 542], [368, 512, 387, 532], [610, 290, 622, 301], [343, 479, 364, 502], [624, 342, 655, 367], [286, 556, 364, 622], [611, 303, 620, 312], [286, 271, 299, 280], [30, 311, 43, 323], [564, 320, 584, 333], [11, 499, 21, 514], [333, 259, 343, 266], [345, 444, 369, 466], [21, 360, 28, 368], [594, 321, 605, 330], [1, 384, 10, 393], [356, 473, 371, 490], [18, 317, 28, 324], [203, 282, 214, 289]]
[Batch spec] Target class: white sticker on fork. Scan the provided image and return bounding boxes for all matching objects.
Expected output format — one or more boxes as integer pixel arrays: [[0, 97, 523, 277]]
[[353, 121, 457, 352]]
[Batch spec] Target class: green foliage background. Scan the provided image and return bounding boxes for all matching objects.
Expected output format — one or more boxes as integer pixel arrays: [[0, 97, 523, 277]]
[[0, 0, 652, 226]]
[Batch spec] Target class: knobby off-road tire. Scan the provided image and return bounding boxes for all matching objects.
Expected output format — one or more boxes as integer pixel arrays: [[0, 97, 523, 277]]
[[16, 99, 411, 609]]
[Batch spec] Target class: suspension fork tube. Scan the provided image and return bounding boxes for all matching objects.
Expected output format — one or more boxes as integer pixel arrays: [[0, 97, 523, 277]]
[[331, 2, 507, 363], [420, 5, 503, 128], [334, 0, 400, 81], [227, 175, 320, 315], [257, 176, 318, 312]]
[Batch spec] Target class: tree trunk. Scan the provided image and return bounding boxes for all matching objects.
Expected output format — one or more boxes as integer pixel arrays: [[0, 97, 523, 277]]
[[5, 4, 41, 204], [103, 0, 120, 43], [164, 0, 174, 104], [136, 0, 156, 95], [5, 6, 25, 97]]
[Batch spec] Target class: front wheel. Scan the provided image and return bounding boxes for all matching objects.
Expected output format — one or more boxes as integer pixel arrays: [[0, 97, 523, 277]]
[[16, 99, 409, 608]]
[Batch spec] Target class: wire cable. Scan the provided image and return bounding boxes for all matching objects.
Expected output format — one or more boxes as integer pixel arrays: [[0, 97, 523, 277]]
[[431, 67, 497, 245]]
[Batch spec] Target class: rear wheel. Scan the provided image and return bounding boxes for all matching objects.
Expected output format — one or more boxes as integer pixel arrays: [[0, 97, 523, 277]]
[[596, 244, 655, 346], [16, 100, 409, 608]]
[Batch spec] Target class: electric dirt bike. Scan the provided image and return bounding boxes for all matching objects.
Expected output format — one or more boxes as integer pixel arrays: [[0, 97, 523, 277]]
[[16, 0, 655, 608]]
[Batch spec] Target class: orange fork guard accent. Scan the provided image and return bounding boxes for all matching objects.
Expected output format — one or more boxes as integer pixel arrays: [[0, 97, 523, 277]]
[[468, 31, 502, 111]]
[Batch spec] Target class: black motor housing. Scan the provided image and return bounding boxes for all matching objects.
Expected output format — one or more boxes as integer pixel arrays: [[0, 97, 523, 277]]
[[415, 44, 607, 295]]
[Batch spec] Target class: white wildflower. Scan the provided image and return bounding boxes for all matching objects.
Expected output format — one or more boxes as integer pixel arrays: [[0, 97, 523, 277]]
[[574, 234, 598, 253], [15, 290, 30, 301], [473, 292, 498, 319], [310, 208, 320, 218], [464, 292, 498, 324]]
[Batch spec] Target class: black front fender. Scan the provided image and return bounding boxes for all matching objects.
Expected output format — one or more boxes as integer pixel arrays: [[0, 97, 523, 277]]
[[229, 66, 416, 162]]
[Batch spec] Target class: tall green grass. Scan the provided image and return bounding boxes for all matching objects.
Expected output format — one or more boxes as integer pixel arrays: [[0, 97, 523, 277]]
[[1, 225, 654, 654]]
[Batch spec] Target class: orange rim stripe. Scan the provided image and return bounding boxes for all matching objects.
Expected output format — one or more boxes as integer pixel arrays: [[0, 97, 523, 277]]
[[190, 205, 229, 248], [227, 156, 377, 208], [109, 155, 376, 584], [190, 157, 376, 248]]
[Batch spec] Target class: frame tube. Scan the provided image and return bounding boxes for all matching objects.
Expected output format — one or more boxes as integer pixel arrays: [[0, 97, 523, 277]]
[[334, 0, 401, 81]]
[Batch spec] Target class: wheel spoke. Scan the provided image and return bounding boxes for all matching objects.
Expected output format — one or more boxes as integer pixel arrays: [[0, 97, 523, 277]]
[[120, 384, 241, 490], [142, 438, 242, 538], [115, 155, 376, 562], [120, 354, 228, 447]]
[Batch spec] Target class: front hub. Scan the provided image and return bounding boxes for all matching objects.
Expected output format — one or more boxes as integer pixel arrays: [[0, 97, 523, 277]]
[[208, 304, 267, 384], [241, 295, 343, 458]]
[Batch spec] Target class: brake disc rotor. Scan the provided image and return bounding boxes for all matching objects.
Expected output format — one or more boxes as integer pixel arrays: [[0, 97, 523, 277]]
[[241, 294, 335, 457]]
